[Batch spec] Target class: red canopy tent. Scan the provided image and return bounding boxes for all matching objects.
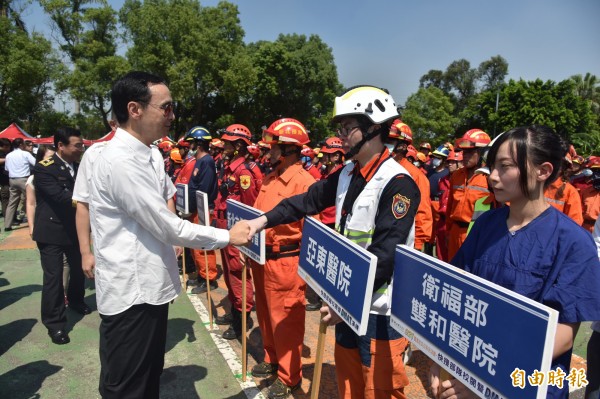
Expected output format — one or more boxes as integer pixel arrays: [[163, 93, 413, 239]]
[[0, 123, 34, 140], [33, 135, 94, 147]]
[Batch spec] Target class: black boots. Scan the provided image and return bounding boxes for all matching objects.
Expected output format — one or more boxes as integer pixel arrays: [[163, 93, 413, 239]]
[[222, 308, 253, 340]]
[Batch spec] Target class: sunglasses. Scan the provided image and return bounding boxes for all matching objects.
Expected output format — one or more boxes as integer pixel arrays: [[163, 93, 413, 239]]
[[143, 101, 175, 117]]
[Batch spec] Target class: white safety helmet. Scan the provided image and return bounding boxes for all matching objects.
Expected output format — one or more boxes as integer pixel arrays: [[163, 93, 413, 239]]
[[332, 86, 398, 124]]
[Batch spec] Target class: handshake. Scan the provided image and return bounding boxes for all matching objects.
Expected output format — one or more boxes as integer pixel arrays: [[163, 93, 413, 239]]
[[227, 215, 269, 246]]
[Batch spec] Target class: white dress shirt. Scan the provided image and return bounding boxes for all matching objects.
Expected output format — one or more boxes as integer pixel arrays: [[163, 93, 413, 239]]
[[73, 141, 109, 204], [4, 148, 35, 178], [89, 128, 230, 315]]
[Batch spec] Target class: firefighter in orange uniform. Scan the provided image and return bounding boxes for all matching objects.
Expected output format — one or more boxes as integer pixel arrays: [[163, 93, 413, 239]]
[[435, 150, 461, 261], [385, 119, 433, 251], [581, 157, 600, 232], [544, 154, 583, 225], [445, 129, 491, 260], [213, 124, 263, 340], [249, 118, 316, 398]]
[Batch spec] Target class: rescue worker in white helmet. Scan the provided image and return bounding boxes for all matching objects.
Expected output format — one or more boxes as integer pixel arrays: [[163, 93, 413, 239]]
[[247, 85, 420, 399]]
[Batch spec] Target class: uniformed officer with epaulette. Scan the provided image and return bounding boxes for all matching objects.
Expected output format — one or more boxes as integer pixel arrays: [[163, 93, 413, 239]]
[[32, 127, 89, 345]]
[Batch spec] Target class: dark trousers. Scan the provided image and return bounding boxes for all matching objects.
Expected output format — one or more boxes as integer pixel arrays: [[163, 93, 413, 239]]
[[38, 242, 84, 331], [99, 303, 169, 399]]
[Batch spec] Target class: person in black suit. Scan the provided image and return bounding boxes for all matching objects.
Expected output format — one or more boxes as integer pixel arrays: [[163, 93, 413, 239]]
[[32, 127, 88, 345]]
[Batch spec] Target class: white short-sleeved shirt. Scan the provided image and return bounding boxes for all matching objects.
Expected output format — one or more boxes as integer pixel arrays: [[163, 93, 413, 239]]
[[89, 128, 230, 315], [5, 148, 35, 178]]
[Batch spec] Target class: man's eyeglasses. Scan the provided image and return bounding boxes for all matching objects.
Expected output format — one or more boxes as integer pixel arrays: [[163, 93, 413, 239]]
[[336, 125, 361, 138], [25, 142, 33, 146], [143, 101, 175, 117]]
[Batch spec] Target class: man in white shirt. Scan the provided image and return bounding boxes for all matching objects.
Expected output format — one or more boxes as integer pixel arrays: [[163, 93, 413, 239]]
[[4, 138, 35, 231], [87, 71, 250, 399]]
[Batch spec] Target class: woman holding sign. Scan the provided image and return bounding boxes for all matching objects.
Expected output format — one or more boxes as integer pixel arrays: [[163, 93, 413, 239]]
[[430, 125, 600, 399]]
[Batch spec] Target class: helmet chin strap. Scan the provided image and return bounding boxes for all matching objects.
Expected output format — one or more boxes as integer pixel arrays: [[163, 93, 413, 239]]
[[271, 145, 298, 170], [345, 126, 383, 159]]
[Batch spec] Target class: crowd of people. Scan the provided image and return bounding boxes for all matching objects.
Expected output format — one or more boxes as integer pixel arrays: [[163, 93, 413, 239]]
[[2, 72, 600, 399]]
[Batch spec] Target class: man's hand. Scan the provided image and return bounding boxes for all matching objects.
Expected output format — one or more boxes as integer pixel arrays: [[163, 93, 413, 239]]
[[429, 362, 477, 399], [247, 215, 268, 240], [82, 252, 96, 279], [174, 246, 183, 258], [229, 220, 251, 246], [320, 304, 343, 326]]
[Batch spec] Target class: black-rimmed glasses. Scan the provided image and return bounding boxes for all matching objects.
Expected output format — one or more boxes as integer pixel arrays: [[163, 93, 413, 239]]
[[336, 125, 361, 138]]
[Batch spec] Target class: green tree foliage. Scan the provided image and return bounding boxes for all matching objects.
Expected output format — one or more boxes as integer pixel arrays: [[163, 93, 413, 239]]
[[40, 0, 130, 133], [120, 0, 255, 137], [477, 55, 509, 91], [400, 86, 458, 147], [0, 16, 62, 130], [570, 73, 600, 116], [247, 34, 342, 144], [465, 79, 597, 142]]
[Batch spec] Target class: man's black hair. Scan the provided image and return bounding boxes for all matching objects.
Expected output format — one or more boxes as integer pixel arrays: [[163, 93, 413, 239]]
[[54, 127, 82, 149], [111, 71, 166, 124]]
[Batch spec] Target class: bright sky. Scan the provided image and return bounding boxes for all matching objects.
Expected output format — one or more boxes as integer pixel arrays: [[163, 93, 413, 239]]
[[22, 0, 600, 105]]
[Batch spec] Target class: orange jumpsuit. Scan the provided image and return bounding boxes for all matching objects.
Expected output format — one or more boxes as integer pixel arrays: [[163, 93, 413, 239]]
[[250, 162, 315, 387], [214, 157, 263, 312], [580, 185, 600, 233], [544, 178, 583, 225], [445, 168, 489, 260], [399, 158, 433, 250]]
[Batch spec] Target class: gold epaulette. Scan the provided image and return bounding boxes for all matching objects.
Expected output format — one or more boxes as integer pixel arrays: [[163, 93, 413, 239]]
[[40, 159, 54, 166]]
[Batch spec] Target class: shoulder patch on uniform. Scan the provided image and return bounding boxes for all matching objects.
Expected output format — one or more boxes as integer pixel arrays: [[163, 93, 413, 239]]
[[391, 193, 410, 219], [39, 158, 54, 167], [239, 174, 251, 190]]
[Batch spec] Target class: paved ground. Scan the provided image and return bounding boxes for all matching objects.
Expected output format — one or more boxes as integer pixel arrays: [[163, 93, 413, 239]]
[[0, 219, 592, 398]]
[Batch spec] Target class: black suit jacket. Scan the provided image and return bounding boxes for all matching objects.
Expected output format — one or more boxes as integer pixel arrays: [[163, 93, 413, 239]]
[[32, 154, 79, 246]]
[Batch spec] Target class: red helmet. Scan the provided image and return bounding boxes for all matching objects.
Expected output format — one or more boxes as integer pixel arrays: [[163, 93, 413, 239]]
[[221, 124, 252, 145], [158, 141, 174, 152], [406, 144, 418, 160], [247, 144, 260, 159], [177, 138, 190, 148], [210, 138, 224, 149], [419, 142, 432, 151], [301, 146, 316, 158], [456, 129, 491, 149], [388, 119, 413, 143], [262, 118, 310, 147], [448, 150, 463, 162], [588, 156, 600, 169], [320, 137, 345, 154]]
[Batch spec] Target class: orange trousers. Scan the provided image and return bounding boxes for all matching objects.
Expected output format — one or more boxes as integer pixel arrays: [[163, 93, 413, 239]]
[[334, 316, 409, 399], [191, 214, 218, 280], [446, 222, 468, 261], [251, 256, 306, 387]]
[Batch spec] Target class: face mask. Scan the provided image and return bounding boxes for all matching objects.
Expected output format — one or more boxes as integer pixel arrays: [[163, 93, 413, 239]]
[[583, 168, 593, 177], [384, 143, 395, 154], [413, 161, 421, 168], [432, 158, 442, 168]]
